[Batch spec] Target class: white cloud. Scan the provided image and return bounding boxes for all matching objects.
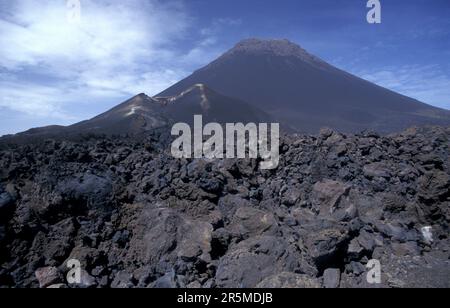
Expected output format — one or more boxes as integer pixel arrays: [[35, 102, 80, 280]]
[[180, 17, 243, 68], [0, 0, 195, 122], [0, 81, 73, 119], [200, 18, 242, 37], [0, 0, 188, 70]]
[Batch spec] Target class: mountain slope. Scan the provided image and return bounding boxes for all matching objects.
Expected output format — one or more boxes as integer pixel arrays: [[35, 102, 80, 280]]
[[0, 85, 273, 144], [68, 93, 169, 135], [155, 83, 273, 125], [69, 84, 274, 133], [159, 38, 450, 133]]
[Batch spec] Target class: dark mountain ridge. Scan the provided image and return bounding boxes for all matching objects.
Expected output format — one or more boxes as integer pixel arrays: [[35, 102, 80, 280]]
[[0, 84, 274, 145], [160, 38, 450, 133], [2, 38, 449, 144]]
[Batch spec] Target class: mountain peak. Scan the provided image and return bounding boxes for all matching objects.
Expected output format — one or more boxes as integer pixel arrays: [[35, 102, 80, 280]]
[[221, 38, 329, 69], [230, 38, 300, 55], [124, 93, 155, 107], [159, 38, 450, 133], [132, 93, 152, 101], [234, 38, 300, 50]]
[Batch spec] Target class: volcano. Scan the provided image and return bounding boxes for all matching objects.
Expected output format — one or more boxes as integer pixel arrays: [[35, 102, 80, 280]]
[[72, 84, 273, 133], [159, 38, 450, 133], [2, 38, 450, 143]]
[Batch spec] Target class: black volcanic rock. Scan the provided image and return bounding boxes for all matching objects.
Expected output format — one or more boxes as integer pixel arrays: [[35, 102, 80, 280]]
[[159, 38, 450, 133], [0, 126, 449, 288]]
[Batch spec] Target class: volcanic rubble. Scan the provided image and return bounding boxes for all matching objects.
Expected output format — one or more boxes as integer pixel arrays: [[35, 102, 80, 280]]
[[0, 126, 449, 288]]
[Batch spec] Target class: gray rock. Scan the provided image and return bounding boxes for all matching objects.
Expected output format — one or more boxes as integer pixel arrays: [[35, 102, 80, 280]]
[[216, 236, 299, 288], [281, 187, 301, 206], [323, 268, 341, 288], [376, 223, 409, 242], [111, 271, 134, 288], [47, 284, 67, 288], [312, 180, 351, 214], [218, 194, 252, 219], [35, 267, 61, 288], [303, 226, 349, 265], [229, 206, 277, 238], [256, 272, 321, 288], [126, 208, 213, 266], [363, 162, 392, 179], [357, 230, 376, 252], [391, 242, 421, 257], [203, 279, 215, 288], [349, 262, 366, 276], [152, 271, 177, 288], [418, 171, 450, 201], [77, 270, 97, 288], [348, 238, 364, 259], [186, 281, 202, 288], [56, 173, 113, 210]]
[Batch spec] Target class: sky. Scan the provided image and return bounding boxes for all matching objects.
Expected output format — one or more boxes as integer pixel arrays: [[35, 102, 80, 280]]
[[0, 0, 449, 136]]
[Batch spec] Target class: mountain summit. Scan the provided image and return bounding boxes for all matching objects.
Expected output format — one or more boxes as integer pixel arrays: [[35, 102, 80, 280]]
[[160, 38, 450, 133], [2, 38, 449, 142], [221, 38, 330, 69]]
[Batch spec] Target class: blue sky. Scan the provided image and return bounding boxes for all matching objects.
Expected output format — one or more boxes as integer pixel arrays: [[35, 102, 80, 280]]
[[1, 0, 449, 135]]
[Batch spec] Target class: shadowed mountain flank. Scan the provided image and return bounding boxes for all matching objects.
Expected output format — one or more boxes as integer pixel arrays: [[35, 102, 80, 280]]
[[159, 38, 450, 133]]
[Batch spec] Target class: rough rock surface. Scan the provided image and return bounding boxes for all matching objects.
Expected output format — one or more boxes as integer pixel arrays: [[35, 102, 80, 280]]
[[0, 126, 449, 288]]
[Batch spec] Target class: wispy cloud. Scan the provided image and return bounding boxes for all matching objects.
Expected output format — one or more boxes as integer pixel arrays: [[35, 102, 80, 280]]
[[356, 64, 450, 110], [200, 18, 243, 38], [0, 0, 200, 126], [0, 81, 75, 119], [181, 17, 244, 67]]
